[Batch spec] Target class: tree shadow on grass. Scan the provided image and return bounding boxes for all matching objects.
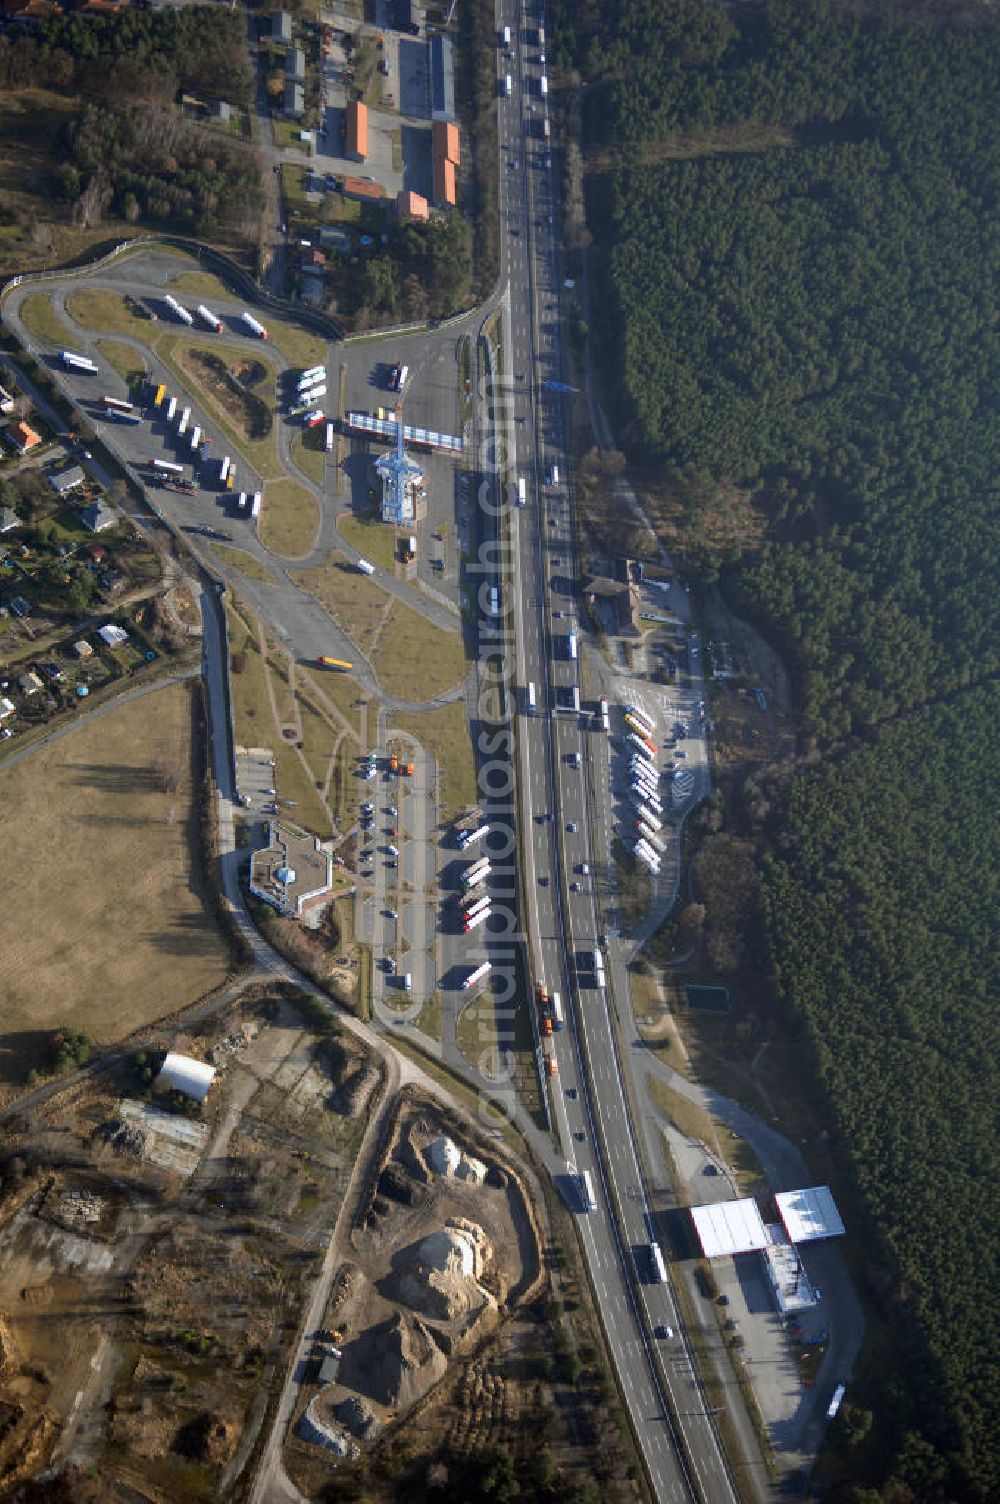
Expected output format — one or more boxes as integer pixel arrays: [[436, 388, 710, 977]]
[[0, 1029, 57, 1088]]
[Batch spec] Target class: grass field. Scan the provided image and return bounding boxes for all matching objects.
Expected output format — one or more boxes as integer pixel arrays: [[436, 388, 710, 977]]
[[156, 333, 282, 481], [164, 270, 232, 298], [259, 478, 321, 558], [209, 543, 277, 584], [0, 681, 230, 1097], [302, 665, 365, 742], [226, 598, 343, 836], [371, 599, 468, 701], [19, 293, 72, 346], [265, 318, 328, 374], [293, 556, 391, 659], [66, 288, 139, 338], [226, 599, 274, 739], [456, 981, 543, 1124], [392, 700, 476, 822], [338, 513, 397, 571], [95, 339, 147, 391], [647, 1076, 765, 1190], [291, 428, 326, 485]]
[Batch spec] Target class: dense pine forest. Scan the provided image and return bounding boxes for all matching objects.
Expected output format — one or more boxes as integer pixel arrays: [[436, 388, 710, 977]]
[[555, 1, 1000, 1498]]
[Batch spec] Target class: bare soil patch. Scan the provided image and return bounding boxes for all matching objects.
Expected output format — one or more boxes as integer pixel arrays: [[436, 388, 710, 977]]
[[0, 682, 230, 1097]]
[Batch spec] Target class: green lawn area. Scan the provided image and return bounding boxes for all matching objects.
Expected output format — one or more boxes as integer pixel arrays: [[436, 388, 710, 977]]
[[272, 119, 309, 150], [392, 700, 477, 823], [155, 332, 283, 481], [646, 1076, 765, 1191], [338, 513, 397, 570], [293, 557, 391, 660], [274, 740, 331, 836], [263, 314, 328, 373], [259, 478, 321, 559], [20, 293, 73, 345], [456, 981, 543, 1124], [95, 339, 147, 392], [66, 288, 141, 338], [302, 665, 365, 743], [291, 427, 326, 485], [226, 596, 331, 836], [280, 162, 313, 222], [456, 988, 495, 1067], [326, 192, 362, 224], [226, 599, 273, 744], [371, 600, 468, 701], [415, 990, 441, 1043], [164, 269, 232, 298], [210, 543, 277, 584]]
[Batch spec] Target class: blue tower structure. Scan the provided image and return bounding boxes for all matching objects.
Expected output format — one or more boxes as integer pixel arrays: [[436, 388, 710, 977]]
[[376, 405, 424, 526]]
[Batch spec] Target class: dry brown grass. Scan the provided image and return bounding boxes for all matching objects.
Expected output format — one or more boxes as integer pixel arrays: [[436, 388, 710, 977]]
[[0, 681, 230, 1093]]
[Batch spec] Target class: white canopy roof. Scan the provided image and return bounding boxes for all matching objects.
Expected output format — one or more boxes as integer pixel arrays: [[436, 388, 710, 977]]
[[690, 1197, 769, 1259], [157, 1051, 216, 1103], [775, 1186, 845, 1244]]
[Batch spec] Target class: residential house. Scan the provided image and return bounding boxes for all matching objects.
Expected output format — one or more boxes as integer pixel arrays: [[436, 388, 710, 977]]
[[284, 81, 304, 118], [300, 246, 327, 271], [396, 189, 429, 223], [2, 0, 64, 21], [9, 421, 41, 455], [0, 507, 19, 534], [48, 464, 86, 496], [345, 100, 368, 162], [318, 226, 352, 252], [272, 10, 291, 44], [0, 697, 14, 719], [0, 386, 15, 414], [212, 100, 232, 123], [286, 46, 305, 85], [17, 670, 43, 696], [340, 175, 384, 203], [97, 623, 128, 647], [249, 821, 334, 919], [81, 501, 117, 533], [73, 639, 93, 659]]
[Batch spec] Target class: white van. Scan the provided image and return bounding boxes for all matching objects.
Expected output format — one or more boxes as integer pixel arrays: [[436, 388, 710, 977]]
[[504, 74, 513, 97], [357, 558, 375, 576]]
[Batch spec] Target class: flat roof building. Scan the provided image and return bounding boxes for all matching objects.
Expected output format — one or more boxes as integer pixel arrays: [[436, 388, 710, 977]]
[[775, 1187, 846, 1244], [272, 10, 291, 43], [345, 100, 368, 161], [250, 820, 334, 919], [429, 34, 454, 122], [690, 1198, 769, 1260], [286, 46, 305, 84]]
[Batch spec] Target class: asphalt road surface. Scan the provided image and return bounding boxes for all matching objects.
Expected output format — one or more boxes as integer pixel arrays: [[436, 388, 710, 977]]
[[493, 5, 742, 1501]]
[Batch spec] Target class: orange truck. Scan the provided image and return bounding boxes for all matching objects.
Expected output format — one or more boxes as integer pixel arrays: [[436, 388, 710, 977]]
[[389, 753, 399, 773]]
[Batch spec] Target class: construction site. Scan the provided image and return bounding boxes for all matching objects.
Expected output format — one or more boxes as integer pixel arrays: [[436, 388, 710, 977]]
[[0, 989, 636, 1503]]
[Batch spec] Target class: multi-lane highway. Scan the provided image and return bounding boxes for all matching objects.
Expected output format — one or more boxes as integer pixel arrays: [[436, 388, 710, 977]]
[[493, 7, 744, 1503]]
